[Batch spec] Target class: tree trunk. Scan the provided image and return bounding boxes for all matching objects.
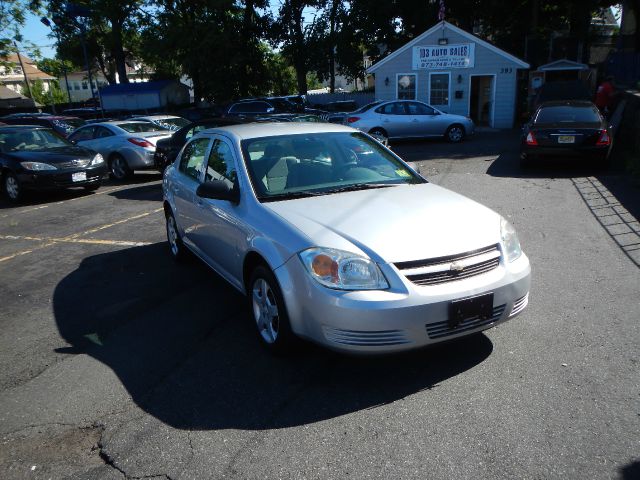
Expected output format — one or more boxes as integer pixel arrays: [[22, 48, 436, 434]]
[[110, 19, 129, 83]]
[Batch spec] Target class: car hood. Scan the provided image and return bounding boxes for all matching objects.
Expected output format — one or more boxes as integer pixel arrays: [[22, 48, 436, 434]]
[[265, 183, 502, 264], [4, 146, 95, 163]]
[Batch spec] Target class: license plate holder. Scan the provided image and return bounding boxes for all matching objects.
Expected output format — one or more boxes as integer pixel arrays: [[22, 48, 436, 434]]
[[448, 293, 494, 329], [72, 172, 87, 182], [557, 135, 575, 144]]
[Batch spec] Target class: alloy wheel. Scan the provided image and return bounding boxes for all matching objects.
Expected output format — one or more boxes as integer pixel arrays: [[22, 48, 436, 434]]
[[5, 175, 20, 200], [167, 214, 179, 257], [252, 278, 280, 344], [111, 156, 128, 179]]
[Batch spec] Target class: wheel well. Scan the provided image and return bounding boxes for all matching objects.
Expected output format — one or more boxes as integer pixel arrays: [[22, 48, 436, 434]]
[[447, 123, 465, 133], [163, 200, 172, 217], [243, 252, 270, 294]]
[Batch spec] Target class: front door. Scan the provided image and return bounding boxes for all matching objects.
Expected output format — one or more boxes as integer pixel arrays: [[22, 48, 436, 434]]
[[470, 76, 494, 126]]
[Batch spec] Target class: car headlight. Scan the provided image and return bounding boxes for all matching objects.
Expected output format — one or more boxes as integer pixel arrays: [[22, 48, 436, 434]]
[[90, 153, 104, 165], [500, 217, 522, 262], [21, 162, 57, 171], [299, 247, 389, 290]]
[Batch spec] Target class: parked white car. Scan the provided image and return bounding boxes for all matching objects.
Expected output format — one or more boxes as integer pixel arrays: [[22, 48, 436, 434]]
[[68, 121, 172, 180], [344, 100, 475, 143], [163, 122, 530, 354]]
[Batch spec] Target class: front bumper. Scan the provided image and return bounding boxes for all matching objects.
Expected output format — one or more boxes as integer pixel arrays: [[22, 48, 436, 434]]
[[17, 165, 108, 190], [275, 252, 531, 354]]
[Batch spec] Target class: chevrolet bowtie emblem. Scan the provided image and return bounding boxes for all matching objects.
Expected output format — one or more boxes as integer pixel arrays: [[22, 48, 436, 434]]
[[450, 262, 464, 272]]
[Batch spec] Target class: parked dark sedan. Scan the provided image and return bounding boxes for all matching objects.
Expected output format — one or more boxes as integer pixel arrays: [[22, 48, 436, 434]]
[[0, 126, 107, 202], [0, 114, 86, 137], [154, 118, 243, 171], [520, 100, 612, 166]]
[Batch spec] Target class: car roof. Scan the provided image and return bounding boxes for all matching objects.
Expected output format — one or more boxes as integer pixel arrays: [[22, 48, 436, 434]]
[[538, 100, 597, 108], [199, 122, 356, 140]]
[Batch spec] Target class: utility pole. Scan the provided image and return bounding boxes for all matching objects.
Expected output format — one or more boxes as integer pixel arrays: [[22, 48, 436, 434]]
[[13, 42, 33, 99]]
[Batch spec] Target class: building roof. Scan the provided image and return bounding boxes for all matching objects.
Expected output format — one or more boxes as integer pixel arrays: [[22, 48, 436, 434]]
[[367, 20, 529, 74], [100, 80, 186, 95], [537, 59, 589, 71], [1, 53, 55, 81]]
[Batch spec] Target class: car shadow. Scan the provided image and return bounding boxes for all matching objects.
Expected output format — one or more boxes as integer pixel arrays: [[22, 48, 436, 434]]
[[0, 186, 95, 210], [108, 182, 163, 202], [620, 460, 640, 480], [52, 243, 494, 431]]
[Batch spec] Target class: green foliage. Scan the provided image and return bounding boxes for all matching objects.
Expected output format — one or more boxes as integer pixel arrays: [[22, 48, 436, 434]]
[[36, 58, 77, 78], [22, 79, 67, 106], [0, 1, 43, 62]]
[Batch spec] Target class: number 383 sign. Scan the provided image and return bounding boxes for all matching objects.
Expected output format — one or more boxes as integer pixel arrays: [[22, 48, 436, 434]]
[[412, 43, 475, 70]]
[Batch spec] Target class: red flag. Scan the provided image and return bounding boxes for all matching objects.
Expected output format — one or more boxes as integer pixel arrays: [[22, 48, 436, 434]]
[[438, 0, 445, 21]]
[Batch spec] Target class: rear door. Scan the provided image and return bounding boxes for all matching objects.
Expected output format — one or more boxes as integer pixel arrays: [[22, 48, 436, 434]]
[[375, 102, 411, 138], [405, 102, 441, 136], [171, 136, 212, 249]]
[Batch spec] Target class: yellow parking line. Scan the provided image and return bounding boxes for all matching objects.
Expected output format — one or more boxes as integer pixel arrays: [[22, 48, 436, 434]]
[[0, 241, 57, 263], [0, 207, 163, 263], [0, 234, 151, 247], [0, 181, 161, 219]]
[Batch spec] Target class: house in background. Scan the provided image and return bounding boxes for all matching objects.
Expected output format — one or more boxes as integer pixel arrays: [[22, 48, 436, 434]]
[[59, 62, 154, 103], [367, 21, 529, 128], [0, 53, 55, 95]]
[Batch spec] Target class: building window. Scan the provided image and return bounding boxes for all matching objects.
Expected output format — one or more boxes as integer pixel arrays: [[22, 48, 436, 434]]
[[396, 74, 416, 100], [12, 66, 23, 75], [82, 82, 88, 90], [430, 73, 450, 107], [73, 82, 80, 90]]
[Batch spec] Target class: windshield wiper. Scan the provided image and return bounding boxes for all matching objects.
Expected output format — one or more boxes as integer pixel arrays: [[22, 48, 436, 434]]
[[260, 190, 325, 202], [323, 183, 397, 194]]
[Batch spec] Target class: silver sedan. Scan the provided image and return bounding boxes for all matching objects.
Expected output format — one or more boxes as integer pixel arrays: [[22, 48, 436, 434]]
[[344, 100, 475, 143], [68, 121, 172, 180], [163, 123, 530, 354]]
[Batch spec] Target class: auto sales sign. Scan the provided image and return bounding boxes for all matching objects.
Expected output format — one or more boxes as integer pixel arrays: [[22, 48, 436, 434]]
[[412, 43, 475, 69]]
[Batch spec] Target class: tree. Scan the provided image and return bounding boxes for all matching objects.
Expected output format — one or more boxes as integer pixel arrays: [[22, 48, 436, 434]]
[[22, 79, 68, 106], [0, 1, 43, 63], [46, 0, 146, 84]]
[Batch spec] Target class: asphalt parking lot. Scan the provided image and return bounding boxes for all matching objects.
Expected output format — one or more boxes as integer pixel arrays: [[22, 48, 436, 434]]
[[1, 130, 639, 479]]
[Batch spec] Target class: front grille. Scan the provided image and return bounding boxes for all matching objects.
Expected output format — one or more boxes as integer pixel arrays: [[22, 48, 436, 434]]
[[323, 327, 410, 346], [426, 304, 506, 339], [509, 293, 529, 317], [57, 159, 91, 169], [395, 244, 501, 286]]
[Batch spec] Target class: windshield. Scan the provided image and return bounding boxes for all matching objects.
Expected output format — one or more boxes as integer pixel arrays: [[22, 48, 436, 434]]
[[154, 117, 190, 131], [241, 132, 424, 202], [117, 122, 166, 133], [535, 105, 601, 124], [0, 129, 71, 151]]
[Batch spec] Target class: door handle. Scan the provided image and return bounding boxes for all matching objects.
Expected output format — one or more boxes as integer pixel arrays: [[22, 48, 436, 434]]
[[412, 119, 419, 122]]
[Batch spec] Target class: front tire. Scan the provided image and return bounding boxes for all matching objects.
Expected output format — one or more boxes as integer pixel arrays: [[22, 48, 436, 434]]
[[109, 154, 132, 181], [249, 265, 295, 354], [4, 171, 23, 202], [446, 124, 465, 143]]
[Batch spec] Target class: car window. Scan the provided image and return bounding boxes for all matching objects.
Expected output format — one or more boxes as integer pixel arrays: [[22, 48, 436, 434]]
[[535, 105, 601, 124], [117, 122, 166, 133], [406, 102, 435, 115], [376, 102, 406, 115], [205, 139, 237, 187], [179, 137, 211, 182], [69, 126, 95, 142], [94, 126, 114, 139], [186, 123, 217, 141]]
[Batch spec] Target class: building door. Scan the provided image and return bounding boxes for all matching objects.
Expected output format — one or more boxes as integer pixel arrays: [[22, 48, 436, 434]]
[[469, 76, 494, 127]]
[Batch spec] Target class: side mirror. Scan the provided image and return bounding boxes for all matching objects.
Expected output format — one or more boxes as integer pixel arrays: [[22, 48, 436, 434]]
[[196, 180, 240, 203]]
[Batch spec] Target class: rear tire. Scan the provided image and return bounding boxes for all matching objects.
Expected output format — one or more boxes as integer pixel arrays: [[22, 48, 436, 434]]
[[248, 264, 296, 354], [166, 210, 187, 261], [368, 128, 389, 146], [109, 154, 132, 181]]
